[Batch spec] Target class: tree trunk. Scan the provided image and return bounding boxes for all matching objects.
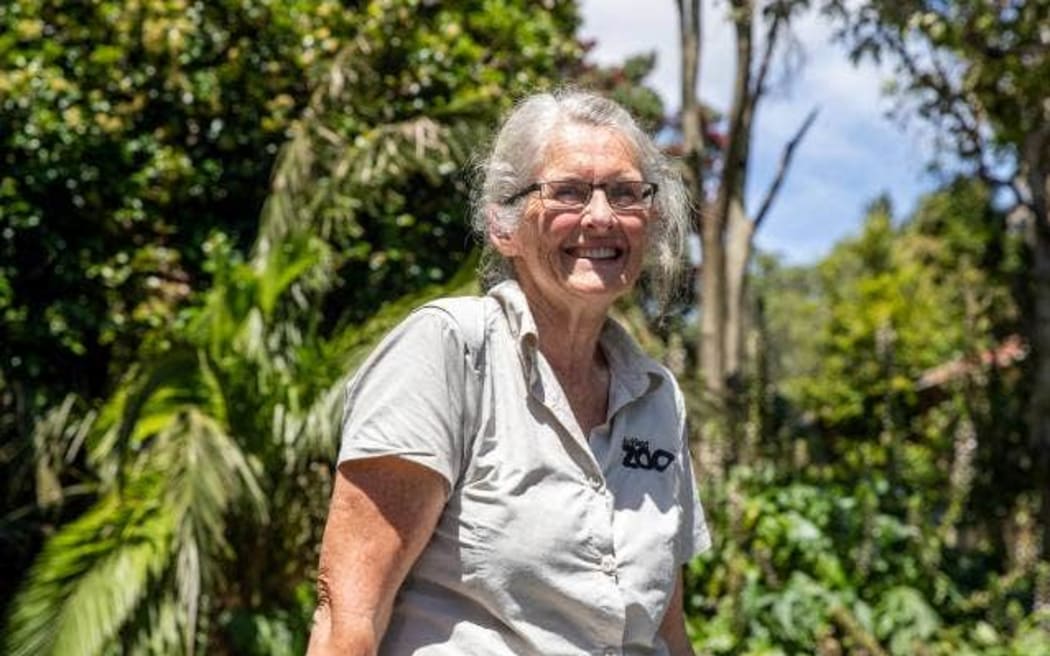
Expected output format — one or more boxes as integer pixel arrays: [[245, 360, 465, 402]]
[[725, 197, 756, 382], [1023, 127, 1050, 608], [677, 0, 728, 405], [677, 0, 703, 195], [700, 214, 727, 402], [712, 0, 754, 418], [676, 0, 811, 463]]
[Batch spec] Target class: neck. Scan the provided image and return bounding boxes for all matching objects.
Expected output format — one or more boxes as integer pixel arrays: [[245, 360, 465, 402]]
[[513, 277, 615, 435], [516, 281, 611, 379]]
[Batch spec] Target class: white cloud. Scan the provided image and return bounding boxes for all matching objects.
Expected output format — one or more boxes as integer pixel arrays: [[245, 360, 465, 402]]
[[579, 0, 938, 264]]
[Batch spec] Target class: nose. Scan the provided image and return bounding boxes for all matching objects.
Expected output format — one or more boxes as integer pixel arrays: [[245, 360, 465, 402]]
[[582, 189, 616, 230]]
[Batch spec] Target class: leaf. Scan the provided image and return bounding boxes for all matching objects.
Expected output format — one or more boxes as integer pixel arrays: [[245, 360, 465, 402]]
[[4, 479, 175, 656]]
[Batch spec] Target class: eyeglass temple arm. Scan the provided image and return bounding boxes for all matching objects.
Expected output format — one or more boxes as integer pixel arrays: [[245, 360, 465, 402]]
[[502, 183, 541, 205]]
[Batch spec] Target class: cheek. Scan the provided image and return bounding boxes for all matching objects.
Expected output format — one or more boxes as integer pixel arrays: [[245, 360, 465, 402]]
[[533, 214, 580, 254], [626, 218, 650, 250], [545, 211, 582, 233]]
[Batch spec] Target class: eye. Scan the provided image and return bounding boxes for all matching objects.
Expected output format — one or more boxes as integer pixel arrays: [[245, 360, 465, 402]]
[[546, 182, 590, 205], [607, 182, 644, 207]]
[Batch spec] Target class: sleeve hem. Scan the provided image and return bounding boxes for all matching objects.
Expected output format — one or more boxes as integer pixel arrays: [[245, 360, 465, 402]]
[[339, 445, 456, 495]]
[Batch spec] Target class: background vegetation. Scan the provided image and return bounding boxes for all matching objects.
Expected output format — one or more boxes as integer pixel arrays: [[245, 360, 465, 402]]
[[1, 0, 1047, 654]]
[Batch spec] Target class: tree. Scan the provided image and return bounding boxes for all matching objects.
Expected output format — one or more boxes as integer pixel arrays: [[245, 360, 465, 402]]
[[683, 180, 1043, 654], [3, 0, 585, 651], [675, 0, 819, 456], [831, 0, 1050, 605], [0, 3, 363, 598], [0, 0, 357, 412]]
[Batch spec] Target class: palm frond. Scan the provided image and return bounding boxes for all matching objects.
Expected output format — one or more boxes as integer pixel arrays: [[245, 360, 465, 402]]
[[255, 37, 484, 262], [258, 115, 477, 255], [280, 254, 480, 467], [123, 591, 183, 655], [11, 394, 98, 513], [3, 477, 175, 656], [42, 344, 269, 654], [151, 403, 268, 654], [88, 350, 201, 484]]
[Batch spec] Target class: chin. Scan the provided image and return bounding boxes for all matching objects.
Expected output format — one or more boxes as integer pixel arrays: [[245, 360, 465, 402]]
[[565, 275, 635, 299]]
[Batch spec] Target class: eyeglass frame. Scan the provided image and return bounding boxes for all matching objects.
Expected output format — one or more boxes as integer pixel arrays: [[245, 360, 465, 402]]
[[501, 179, 659, 212]]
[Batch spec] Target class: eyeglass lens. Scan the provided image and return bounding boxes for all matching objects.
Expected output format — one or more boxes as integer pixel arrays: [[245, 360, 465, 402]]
[[541, 181, 654, 210]]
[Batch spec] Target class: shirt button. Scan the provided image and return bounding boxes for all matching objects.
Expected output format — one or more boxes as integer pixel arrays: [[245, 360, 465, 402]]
[[589, 476, 603, 491], [600, 554, 617, 575]]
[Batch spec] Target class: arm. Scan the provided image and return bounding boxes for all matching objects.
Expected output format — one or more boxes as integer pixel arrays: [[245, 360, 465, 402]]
[[658, 571, 696, 656], [307, 456, 447, 656]]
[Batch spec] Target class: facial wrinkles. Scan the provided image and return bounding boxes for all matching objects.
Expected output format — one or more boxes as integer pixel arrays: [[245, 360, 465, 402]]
[[496, 123, 651, 314], [542, 126, 644, 246], [539, 125, 641, 186]]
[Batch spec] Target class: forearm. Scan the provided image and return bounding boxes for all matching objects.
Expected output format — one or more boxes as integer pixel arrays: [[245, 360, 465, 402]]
[[658, 571, 696, 656], [306, 608, 379, 656], [306, 565, 384, 656], [662, 622, 696, 656], [307, 458, 446, 656]]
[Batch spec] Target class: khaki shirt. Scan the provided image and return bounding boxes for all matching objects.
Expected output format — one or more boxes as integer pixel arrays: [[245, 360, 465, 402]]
[[340, 281, 711, 655]]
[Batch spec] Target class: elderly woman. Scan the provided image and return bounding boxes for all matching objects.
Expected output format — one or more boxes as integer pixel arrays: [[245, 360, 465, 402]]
[[308, 90, 710, 656]]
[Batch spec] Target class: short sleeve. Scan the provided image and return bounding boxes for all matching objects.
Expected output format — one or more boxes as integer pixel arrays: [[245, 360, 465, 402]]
[[677, 433, 712, 563], [338, 308, 470, 492]]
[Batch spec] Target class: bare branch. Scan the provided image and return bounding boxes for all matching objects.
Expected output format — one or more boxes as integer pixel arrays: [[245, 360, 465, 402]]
[[678, 0, 704, 195], [718, 0, 755, 206], [880, 30, 1027, 209], [753, 107, 819, 230], [749, 11, 783, 119]]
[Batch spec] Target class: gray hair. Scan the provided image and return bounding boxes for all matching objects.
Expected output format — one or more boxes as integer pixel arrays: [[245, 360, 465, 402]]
[[470, 89, 691, 311]]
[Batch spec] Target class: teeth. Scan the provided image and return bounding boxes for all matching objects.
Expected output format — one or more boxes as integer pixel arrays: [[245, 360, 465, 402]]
[[575, 247, 617, 259]]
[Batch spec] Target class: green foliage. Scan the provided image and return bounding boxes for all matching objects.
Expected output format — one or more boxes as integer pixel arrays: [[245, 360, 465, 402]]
[[4, 223, 479, 652], [687, 466, 1045, 655], [0, 0, 582, 427], [3, 0, 581, 651], [220, 583, 315, 656], [778, 181, 1018, 435], [255, 0, 582, 326], [696, 177, 1046, 654], [0, 0, 348, 399], [5, 476, 176, 656], [837, 0, 1049, 157]]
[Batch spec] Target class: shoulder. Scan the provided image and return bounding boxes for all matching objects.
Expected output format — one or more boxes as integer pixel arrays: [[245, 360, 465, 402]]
[[378, 294, 493, 346], [417, 294, 496, 334], [413, 295, 499, 367], [349, 297, 489, 387]]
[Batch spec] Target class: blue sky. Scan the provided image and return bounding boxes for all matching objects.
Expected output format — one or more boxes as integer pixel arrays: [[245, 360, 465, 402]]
[[579, 0, 941, 264]]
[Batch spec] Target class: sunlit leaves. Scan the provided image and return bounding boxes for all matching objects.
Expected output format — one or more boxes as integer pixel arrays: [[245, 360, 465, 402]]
[[686, 467, 942, 654], [3, 1, 587, 652], [0, 0, 352, 403], [5, 478, 176, 656], [255, 0, 582, 325]]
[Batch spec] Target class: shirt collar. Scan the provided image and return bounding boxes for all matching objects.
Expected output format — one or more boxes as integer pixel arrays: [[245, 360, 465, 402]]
[[489, 279, 539, 349], [488, 280, 666, 410]]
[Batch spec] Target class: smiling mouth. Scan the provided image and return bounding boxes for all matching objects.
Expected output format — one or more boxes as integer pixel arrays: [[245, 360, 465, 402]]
[[567, 246, 622, 260]]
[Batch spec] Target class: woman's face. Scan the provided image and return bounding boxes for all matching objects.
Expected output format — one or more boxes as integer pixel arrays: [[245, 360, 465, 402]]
[[492, 123, 651, 315]]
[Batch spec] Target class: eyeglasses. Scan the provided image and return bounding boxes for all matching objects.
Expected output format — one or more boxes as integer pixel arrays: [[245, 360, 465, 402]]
[[503, 180, 658, 212]]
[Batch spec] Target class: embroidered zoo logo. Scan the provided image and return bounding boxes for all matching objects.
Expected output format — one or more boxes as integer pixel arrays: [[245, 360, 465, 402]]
[[621, 437, 675, 472]]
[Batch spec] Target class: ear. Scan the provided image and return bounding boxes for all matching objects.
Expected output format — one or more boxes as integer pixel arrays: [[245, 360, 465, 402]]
[[487, 206, 519, 258]]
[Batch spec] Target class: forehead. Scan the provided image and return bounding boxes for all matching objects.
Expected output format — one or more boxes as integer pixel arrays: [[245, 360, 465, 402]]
[[536, 123, 642, 179]]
